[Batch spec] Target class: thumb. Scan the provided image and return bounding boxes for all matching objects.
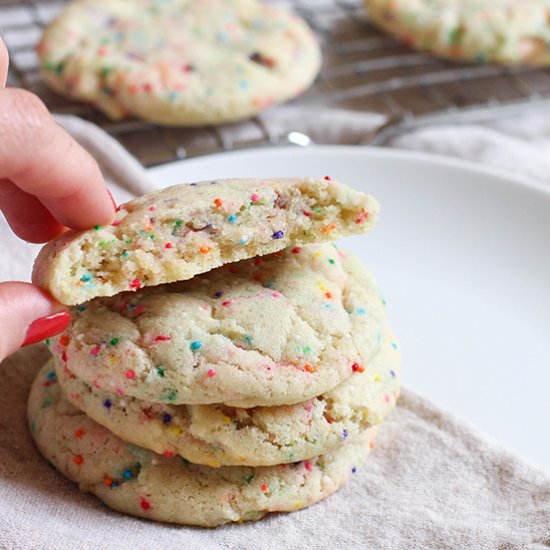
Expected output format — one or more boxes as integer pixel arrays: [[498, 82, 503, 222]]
[[0, 282, 70, 362]]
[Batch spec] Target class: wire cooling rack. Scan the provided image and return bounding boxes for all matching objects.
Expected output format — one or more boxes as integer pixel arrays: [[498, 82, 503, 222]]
[[4, 0, 550, 165]]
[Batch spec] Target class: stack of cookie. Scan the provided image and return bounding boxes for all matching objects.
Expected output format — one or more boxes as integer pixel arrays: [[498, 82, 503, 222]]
[[28, 178, 400, 527]]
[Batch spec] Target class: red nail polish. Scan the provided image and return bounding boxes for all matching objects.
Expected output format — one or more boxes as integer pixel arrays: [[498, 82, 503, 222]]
[[107, 188, 117, 210], [23, 311, 71, 347]]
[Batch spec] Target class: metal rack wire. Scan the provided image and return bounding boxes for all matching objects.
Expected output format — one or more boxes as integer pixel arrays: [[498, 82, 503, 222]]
[[3, 0, 550, 165]]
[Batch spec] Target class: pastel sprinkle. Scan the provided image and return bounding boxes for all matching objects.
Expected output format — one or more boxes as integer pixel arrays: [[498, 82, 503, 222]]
[[390, 370, 396, 378], [228, 214, 237, 223], [80, 273, 92, 282], [190, 341, 202, 351], [351, 466, 357, 473], [355, 210, 368, 224], [391, 342, 398, 350], [271, 292, 281, 298], [357, 307, 366, 315], [250, 194, 260, 202], [342, 429, 349, 440], [125, 369, 136, 379], [272, 230, 284, 239]]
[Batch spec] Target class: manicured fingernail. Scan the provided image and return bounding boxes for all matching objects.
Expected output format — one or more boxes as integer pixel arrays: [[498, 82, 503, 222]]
[[107, 188, 117, 210], [23, 311, 71, 347]]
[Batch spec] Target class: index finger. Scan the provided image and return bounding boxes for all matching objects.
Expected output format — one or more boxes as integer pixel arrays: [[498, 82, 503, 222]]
[[0, 88, 115, 231]]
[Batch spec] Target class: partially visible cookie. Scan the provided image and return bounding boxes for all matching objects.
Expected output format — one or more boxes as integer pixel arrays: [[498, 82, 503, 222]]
[[47, 244, 387, 408], [367, 0, 550, 65], [37, 0, 321, 124], [33, 178, 379, 306], [28, 362, 377, 527], [54, 328, 399, 467]]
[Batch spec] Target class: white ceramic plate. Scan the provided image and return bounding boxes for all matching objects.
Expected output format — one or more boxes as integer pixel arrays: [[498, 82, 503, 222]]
[[149, 146, 550, 472]]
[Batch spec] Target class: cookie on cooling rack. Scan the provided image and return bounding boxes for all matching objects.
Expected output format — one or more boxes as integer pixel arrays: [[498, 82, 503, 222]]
[[367, 0, 550, 65], [28, 362, 377, 527], [37, 0, 321, 125]]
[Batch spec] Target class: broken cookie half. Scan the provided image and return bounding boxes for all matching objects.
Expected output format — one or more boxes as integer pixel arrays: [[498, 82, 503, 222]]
[[33, 177, 379, 305]]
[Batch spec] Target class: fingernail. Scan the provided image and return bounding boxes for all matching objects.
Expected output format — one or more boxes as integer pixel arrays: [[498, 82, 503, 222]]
[[107, 188, 117, 210], [23, 311, 71, 347]]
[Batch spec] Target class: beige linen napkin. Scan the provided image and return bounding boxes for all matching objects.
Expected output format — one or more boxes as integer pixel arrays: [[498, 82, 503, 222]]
[[0, 115, 548, 550]]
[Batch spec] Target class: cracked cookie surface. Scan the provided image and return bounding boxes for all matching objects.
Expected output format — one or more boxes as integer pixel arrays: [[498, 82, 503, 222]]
[[54, 328, 399, 466], [37, 0, 321, 124], [28, 362, 377, 527], [33, 177, 378, 305], [48, 243, 388, 407]]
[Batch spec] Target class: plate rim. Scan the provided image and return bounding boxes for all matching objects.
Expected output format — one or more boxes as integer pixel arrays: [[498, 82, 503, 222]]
[[148, 144, 550, 199]]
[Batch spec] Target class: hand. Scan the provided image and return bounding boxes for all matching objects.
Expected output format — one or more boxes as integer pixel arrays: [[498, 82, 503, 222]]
[[0, 37, 115, 362]]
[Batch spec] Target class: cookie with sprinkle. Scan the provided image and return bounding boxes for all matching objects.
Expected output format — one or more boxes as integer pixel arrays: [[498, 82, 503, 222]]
[[37, 0, 321, 124], [28, 362, 377, 527], [33, 177, 379, 306]]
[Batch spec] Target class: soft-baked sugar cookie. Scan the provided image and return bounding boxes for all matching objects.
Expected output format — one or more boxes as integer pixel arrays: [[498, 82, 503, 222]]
[[367, 0, 550, 65], [47, 244, 387, 408], [28, 363, 377, 527], [33, 178, 379, 306], [54, 329, 399, 467], [37, 0, 321, 124]]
